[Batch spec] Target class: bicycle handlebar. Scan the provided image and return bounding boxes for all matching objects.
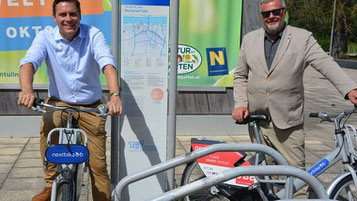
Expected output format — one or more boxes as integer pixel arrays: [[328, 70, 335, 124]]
[[32, 98, 109, 117], [235, 114, 270, 125], [309, 107, 356, 122], [308, 107, 357, 132], [308, 113, 319, 118]]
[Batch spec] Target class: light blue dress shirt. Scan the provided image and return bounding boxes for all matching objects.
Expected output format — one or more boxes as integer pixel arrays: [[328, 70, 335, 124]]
[[20, 24, 116, 105]]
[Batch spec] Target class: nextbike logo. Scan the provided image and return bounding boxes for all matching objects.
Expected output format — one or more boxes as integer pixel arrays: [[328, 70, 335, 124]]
[[46, 145, 89, 164], [52, 152, 85, 158], [0, 0, 103, 18], [307, 159, 329, 176]]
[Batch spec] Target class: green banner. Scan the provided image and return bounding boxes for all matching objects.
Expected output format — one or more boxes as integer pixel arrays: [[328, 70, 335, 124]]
[[178, 0, 243, 87]]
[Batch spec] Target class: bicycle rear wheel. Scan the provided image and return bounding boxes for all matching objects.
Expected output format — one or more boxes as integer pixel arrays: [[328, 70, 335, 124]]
[[180, 161, 231, 201], [329, 175, 357, 201], [56, 182, 74, 201]]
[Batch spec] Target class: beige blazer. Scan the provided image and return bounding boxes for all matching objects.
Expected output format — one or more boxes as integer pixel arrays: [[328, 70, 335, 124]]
[[234, 25, 357, 129]]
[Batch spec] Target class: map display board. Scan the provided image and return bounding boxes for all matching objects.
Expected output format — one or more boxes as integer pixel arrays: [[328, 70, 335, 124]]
[[119, 0, 170, 200]]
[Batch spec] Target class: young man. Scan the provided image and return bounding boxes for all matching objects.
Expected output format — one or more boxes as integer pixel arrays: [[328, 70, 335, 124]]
[[232, 0, 357, 197], [18, 0, 122, 200]]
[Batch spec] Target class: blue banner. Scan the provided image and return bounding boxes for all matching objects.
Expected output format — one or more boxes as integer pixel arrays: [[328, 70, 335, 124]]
[[0, 12, 111, 51]]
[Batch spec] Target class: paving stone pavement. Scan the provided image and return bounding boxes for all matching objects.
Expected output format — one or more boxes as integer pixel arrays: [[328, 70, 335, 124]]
[[0, 67, 357, 200]]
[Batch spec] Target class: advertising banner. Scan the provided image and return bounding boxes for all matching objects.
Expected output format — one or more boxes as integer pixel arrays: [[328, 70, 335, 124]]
[[178, 0, 243, 87], [0, 0, 112, 87], [0, 0, 242, 88], [119, 0, 170, 200]]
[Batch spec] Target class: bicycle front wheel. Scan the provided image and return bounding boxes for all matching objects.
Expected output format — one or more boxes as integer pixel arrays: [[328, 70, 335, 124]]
[[330, 174, 357, 201], [56, 182, 73, 201], [180, 161, 230, 201]]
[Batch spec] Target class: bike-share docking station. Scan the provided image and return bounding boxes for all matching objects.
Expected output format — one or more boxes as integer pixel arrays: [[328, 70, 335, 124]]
[[111, 0, 330, 200]]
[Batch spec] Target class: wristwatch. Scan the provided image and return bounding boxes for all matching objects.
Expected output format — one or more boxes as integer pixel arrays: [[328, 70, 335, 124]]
[[110, 91, 120, 97]]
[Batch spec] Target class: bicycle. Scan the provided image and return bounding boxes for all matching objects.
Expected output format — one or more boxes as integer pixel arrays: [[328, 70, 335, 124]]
[[32, 98, 108, 201], [180, 106, 357, 201], [181, 114, 276, 201]]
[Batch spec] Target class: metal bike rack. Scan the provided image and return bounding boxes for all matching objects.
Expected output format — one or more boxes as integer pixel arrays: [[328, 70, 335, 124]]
[[112, 143, 329, 201], [146, 166, 329, 201]]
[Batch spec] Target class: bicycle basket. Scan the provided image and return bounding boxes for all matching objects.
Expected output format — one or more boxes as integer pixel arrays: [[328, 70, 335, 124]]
[[45, 144, 89, 164]]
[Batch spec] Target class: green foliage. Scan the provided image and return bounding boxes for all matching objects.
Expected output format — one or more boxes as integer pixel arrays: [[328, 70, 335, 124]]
[[317, 37, 331, 52], [286, 0, 332, 39], [286, 0, 357, 59], [348, 42, 357, 53]]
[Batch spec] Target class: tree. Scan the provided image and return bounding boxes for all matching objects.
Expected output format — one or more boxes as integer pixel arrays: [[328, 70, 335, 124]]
[[286, 0, 357, 58], [332, 0, 353, 58]]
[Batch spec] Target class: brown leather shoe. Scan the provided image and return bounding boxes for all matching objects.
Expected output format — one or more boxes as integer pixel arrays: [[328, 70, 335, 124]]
[[32, 187, 52, 201]]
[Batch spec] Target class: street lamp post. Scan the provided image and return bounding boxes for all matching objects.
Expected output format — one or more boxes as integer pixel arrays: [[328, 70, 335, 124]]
[[329, 0, 337, 56]]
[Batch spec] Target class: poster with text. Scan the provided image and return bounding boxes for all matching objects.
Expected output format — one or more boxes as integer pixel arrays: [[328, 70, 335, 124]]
[[178, 0, 243, 87], [0, 0, 112, 87]]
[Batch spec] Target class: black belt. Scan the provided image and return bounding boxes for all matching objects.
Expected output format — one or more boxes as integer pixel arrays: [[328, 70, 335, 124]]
[[48, 97, 101, 107]]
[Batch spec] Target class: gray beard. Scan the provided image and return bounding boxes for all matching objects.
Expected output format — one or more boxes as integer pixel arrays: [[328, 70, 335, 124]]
[[264, 22, 285, 37], [265, 25, 281, 36]]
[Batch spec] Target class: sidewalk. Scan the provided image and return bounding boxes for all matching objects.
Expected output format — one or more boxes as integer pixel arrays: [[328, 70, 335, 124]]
[[1, 67, 357, 200]]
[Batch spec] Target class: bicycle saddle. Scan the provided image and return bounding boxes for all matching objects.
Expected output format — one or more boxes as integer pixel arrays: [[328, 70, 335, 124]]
[[235, 114, 270, 125]]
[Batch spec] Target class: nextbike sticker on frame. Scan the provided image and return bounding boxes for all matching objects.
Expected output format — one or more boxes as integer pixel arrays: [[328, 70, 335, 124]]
[[307, 159, 329, 176]]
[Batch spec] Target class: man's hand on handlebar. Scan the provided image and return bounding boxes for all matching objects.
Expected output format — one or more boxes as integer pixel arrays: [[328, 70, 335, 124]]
[[347, 89, 357, 106], [107, 95, 123, 116], [18, 90, 36, 109], [232, 107, 249, 123]]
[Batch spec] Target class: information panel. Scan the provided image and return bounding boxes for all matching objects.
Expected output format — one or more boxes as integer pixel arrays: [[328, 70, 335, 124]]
[[119, 0, 170, 200]]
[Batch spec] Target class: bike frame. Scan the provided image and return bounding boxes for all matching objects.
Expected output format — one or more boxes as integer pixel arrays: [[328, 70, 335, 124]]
[[33, 100, 108, 201], [277, 110, 357, 198], [184, 109, 357, 200], [47, 127, 88, 201]]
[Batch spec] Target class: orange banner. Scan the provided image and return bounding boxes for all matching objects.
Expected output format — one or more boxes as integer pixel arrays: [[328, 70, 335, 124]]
[[0, 0, 103, 18]]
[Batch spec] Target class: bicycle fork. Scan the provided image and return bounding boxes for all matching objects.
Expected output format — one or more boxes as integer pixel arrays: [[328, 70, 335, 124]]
[[50, 166, 76, 201]]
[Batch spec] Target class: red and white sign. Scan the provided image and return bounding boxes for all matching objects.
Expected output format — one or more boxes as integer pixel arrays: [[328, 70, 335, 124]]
[[192, 141, 257, 187]]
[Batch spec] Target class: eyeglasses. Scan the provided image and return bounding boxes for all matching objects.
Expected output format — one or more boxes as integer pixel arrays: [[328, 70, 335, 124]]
[[261, 8, 285, 18]]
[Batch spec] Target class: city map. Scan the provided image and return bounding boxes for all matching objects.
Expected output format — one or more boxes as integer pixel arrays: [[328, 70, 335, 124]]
[[122, 16, 168, 58]]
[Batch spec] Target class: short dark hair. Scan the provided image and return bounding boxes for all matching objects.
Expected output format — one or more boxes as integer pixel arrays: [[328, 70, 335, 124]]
[[52, 0, 81, 17], [259, 0, 286, 12]]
